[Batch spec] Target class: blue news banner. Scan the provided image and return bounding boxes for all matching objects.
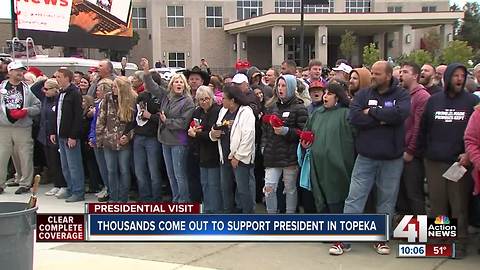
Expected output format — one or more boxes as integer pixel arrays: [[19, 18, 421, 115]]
[[87, 214, 388, 241]]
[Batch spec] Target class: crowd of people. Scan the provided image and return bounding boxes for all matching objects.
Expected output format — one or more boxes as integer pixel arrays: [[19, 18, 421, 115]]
[[1, 55, 480, 257]]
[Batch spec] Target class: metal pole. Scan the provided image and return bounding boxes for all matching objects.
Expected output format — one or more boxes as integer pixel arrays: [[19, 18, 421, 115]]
[[300, 0, 305, 67], [11, 37, 19, 61], [10, 0, 16, 38]]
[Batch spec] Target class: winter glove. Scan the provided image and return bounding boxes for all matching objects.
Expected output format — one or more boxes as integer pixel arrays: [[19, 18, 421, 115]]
[[9, 109, 28, 120]]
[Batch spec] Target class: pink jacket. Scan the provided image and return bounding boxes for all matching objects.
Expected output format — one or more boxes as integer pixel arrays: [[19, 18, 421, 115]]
[[214, 88, 223, 105], [404, 85, 430, 156], [464, 108, 480, 195]]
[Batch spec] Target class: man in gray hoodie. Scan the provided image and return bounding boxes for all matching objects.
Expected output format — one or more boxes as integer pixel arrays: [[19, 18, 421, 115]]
[[0, 62, 41, 194]]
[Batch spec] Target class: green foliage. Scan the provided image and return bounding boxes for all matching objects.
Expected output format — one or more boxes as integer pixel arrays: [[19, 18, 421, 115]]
[[340, 30, 357, 62], [397, 50, 434, 67], [362, 43, 380, 68], [456, 2, 480, 50], [440, 40, 474, 66]]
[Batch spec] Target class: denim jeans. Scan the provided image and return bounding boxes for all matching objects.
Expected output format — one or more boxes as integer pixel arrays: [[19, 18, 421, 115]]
[[93, 147, 109, 190], [221, 162, 255, 213], [104, 147, 131, 202], [58, 137, 85, 197], [344, 155, 403, 219], [200, 167, 222, 213], [162, 145, 190, 203], [134, 135, 163, 202], [264, 167, 298, 214]]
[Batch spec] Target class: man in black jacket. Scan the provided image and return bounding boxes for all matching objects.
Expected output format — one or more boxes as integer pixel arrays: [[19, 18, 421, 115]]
[[50, 69, 85, 202], [331, 61, 410, 256], [417, 63, 479, 258]]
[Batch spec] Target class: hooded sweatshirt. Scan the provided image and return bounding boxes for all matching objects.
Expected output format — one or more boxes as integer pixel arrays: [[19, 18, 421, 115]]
[[349, 78, 411, 160], [350, 68, 371, 97], [404, 84, 430, 156], [417, 63, 479, 163], [262, 74, 308, 167], [0, 80, 41, 128], [248, 66, 274, 100]]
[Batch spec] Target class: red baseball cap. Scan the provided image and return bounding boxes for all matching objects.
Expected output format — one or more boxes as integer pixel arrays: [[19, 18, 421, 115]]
[[309, 80, 325, 91]]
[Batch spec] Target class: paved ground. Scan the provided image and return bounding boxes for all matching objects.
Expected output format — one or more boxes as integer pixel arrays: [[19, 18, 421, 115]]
[[0, 184, 479, 270]]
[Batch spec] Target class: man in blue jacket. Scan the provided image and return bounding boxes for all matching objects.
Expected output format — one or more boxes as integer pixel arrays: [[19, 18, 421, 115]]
[[329, 61, 410, 256], [417, 63, 479, 258]]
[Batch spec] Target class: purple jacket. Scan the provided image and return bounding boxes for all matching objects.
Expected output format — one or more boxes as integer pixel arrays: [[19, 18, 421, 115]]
[[404, 84, 430, 156], [88, 100, 101, 146]]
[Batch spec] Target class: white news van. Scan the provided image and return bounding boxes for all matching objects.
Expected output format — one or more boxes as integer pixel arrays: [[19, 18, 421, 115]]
[[15, 56, 138, 76]]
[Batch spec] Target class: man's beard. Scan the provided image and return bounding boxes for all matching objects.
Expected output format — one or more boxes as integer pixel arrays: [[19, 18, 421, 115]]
[[419, 75, 431, 86]]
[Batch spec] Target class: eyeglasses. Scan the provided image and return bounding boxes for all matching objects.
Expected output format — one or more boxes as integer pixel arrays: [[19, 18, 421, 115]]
[[198, 97, 211, 103]]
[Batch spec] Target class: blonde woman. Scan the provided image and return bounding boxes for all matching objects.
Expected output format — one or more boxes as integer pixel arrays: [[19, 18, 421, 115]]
[[88, 79, 113, 201], [96, 76, 137, 202], [140, 58, 195, 203]]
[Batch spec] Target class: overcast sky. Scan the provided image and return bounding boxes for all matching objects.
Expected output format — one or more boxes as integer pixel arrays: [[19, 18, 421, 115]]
[[0, 0, 473, 19]]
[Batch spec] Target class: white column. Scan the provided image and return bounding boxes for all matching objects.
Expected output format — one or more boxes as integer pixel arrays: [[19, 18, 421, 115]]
[[149, 1, 162, 63], [440, 24, 454, 49], [400, 25, 415, 55], [314, 25, 328, 66], [271, 26, 285, 67], [236, 33, 248, 60]]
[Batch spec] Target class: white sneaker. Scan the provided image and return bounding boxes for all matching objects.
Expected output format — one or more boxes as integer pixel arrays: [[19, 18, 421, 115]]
[[45, 187, 60, 196], [95, 187, 108, 198], [374, 242, 391, 255], [55, 187, 69, 199]]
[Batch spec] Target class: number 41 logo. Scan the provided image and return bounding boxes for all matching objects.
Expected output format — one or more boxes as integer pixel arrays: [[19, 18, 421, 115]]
[[393, 215, 428, 243]]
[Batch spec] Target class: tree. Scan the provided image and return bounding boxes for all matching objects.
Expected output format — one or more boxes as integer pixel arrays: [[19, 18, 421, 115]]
[[362, 43, 380, 68], [456, 2, 480, 50], [422, 30, 441, 56], [399, 50, 434, 67], [340, 30, 357, 62], [99, 30, 140, 61], [440, 40, 474, 66], [472, 49, 480, 66]]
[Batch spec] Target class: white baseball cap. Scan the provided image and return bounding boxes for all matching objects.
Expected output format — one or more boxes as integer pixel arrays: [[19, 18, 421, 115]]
[[232, 73, 249, 84], [7, 61, 26, 72], [332, 63, 353, 74]]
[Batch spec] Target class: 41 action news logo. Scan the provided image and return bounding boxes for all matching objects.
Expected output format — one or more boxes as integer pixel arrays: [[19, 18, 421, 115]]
[[393, 215, 457, 243]]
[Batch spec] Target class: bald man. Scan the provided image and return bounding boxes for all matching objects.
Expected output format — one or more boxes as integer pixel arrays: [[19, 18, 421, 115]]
[[330, 61, 411, 256], [435, 64, 447, 87], [87, 59, 116, 97]]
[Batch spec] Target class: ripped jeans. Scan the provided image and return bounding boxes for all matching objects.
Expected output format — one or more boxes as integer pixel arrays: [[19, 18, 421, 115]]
[[264, 166, 298, 214]]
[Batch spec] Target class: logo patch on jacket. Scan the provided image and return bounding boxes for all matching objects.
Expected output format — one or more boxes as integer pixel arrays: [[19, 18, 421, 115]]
[[434, 109, 466, 123], [384, 101, 394, 108]]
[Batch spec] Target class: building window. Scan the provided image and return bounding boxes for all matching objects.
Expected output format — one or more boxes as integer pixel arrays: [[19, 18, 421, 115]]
[[168, 53, 185, 68], [345, 0, 371, 13], [132, 7, 147, 28], [206, 6, 223, 28], [422, 6, 437, 12], [274, 0, 334, 13], [237, 0, 263, 20], [387, 6, 402, 13], [167, 6, 184, 27]]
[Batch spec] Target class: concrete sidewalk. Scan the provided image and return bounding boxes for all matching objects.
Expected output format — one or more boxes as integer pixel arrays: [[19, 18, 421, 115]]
[[1, 184, 478, 270]]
